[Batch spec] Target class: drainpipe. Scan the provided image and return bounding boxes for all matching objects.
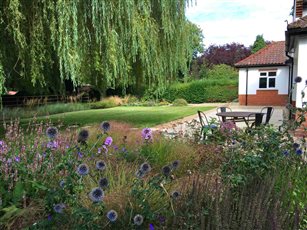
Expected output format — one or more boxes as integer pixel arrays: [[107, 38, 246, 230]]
[[245, 69, 249, 106], [286, 52, 294, 119]]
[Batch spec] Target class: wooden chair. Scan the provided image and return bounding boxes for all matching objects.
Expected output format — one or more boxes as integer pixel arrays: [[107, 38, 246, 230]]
[[197, 111, 218, 139]]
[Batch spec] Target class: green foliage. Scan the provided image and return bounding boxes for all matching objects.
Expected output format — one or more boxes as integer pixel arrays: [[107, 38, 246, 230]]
[[251, 34, 266, 53], [172, 98, 188, 106], [0, 0, 198, 94], [163, 79, 238, 103], [206, 64, 238, 80], [90, 100, 118, 109]]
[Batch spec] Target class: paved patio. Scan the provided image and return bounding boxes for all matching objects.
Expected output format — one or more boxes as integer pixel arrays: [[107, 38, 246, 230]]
[[153, 103, 287, 136]]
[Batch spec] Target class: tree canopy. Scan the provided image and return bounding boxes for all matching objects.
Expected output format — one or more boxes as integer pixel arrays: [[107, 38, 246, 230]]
[[0, 0, 198, 96], [251, 35, 266, 54]]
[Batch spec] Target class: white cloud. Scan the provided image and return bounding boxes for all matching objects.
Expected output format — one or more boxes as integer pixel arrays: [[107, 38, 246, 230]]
[[186, 0, 293, 47]]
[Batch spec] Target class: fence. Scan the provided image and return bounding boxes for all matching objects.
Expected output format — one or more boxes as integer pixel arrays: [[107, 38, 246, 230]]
[[1, 94, 89, 107]]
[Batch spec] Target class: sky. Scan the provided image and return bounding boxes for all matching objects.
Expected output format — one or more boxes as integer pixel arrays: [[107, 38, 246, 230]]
[[185, 0, 294, 47]]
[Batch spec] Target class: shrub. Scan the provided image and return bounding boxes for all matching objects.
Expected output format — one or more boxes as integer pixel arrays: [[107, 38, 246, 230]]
[[163, 79, 237, 103], [172, 98, 188, 106], [89, 96, 122, 109], [206, 64, 238, 80]]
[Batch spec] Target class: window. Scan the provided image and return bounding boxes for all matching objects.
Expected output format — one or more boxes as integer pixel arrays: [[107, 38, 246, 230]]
[[259, 71, 276, 88]]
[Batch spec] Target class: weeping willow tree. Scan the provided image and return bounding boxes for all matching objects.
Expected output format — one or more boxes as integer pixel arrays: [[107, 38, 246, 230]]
[[0, 0, 199, 96]]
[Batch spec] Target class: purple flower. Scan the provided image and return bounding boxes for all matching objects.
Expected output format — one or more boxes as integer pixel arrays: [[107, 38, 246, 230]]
[[59, 180, 65, 188], [106, 210, 118, 222], [113, 145, 119, 151], [140, 162, 151, 174], [133, 214, 144, 226], [100, 121, 110, 132], [53, 203, 65, 213], [149, 224, 154, 230], [14, 156, 20, 162], [162, 165, 171, 177], [47, 141, 58, 149], [46, 127, 58, 139], [171, 160, 180, 169], [98, 177, 109, 188], [283, 150, 289, 156], [293, 143, 300, 149], [77, 163, 89, 176], [296, 149, 303, 155], [171, 191, 180, 199], [142, 128, 152, 140], [78, 151, 83, 158], [89, 187, 104, 202], [96, 160, 106, 170], [294, 76, 302, 83], [104, 137, 113, 146], [47, 214, 52, 221], [98, 148, 102, 154], [78, 129, 89, 143]]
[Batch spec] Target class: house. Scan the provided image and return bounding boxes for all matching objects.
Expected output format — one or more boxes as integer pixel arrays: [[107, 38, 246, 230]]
[[235, 41, 290, 106], [285, 0, 307, 108]]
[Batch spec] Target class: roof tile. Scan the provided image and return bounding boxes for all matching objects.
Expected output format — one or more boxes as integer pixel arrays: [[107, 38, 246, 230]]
[[288, 15, 307, 29], [235, 41, 287, 67]]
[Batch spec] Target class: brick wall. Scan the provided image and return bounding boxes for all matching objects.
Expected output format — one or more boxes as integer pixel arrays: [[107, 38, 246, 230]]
[[294, 111, 307, 137], [238, 90, 288, 106]]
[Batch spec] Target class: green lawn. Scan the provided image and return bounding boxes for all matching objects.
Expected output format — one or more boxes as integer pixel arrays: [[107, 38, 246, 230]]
[[35, 105, 214, 128]]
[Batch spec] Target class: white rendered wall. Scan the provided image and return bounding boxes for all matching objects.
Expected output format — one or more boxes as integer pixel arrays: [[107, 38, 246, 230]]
[[238, 66, 289, 95], [294, 36, 307, 108]]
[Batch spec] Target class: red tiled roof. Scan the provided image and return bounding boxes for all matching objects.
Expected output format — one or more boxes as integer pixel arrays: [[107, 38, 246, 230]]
[[235, 41, 287, 67]]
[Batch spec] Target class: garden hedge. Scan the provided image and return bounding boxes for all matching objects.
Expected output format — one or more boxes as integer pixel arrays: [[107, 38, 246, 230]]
[[163, 79, 238, 103]]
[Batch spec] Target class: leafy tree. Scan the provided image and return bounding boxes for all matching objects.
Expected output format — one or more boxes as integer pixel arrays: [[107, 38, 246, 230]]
[[0, 0, 198, 96], [206, 64, 238, 81], [251, 35, 266, 53], [201, 43, 251, 68]]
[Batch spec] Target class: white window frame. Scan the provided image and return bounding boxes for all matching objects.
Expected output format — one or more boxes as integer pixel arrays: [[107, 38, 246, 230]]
[[259, 71, 276, 89]]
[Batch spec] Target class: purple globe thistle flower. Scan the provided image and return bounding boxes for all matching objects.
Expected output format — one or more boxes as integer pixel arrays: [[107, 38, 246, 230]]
[[162, 165, 171, 177], [296, 149, 303, 155], [142, 128, 152, 140], [47, 141, 58, 149], [46, 127, 58, 139], [293, 143, 300, 149], [100, 121, 111, 133], [171, 160, 180, 170], [96, 160, 106, 171], [77, 129, 89, 143], [77, 163, 89, 176], [171, 191, 180, 199], [89, 187, 104, 202], [294, 76, 302, 83], [140, 162, 151, 174], [98, 177, 109, 188], [106, 210, 118, 222], [133, 214, 144, 226], [283, 150, 290, 156], [104, 137, 113, 146], [53, 203, 65, 213], [59, 180, 65, 188], [135, 169, 146, 179]]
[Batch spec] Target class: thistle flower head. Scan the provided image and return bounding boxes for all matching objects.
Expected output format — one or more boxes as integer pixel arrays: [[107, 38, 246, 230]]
[[101, 121, 110, 132], [140, 162, 151, 174], [133, 214, 144, 226], [162, 165, 171, 177], [78, 129, 89, 143], [171, 160, 180, 169], [98, 177, 109, 188], [171, 191, 180, 199], [89, 187, 104, 202], [104, 137, 113, 146], [77, 163, 89, 176], [296, 149, 303, 155], [106, 210, 118, 222], [293, 143, 300, 149], [53, 203, 65, 213], [46, 127, 58, 139], [96, 160, 106, 171], [135, 169, 145, 179], [59, 180, 65, 188], [141, 128, 152, 140]]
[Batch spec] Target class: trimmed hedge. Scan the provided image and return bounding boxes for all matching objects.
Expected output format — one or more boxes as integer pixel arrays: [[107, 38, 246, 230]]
[[163, 79, 238, 103]]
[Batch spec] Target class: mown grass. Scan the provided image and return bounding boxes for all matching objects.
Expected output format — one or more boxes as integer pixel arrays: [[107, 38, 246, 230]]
[[29, 105, 214, 128]]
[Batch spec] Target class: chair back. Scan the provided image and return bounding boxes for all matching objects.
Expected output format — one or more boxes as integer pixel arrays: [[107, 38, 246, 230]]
[[261, 107, 274, 124], [197, 110, 209, 127], [217, 106, 232, 113]]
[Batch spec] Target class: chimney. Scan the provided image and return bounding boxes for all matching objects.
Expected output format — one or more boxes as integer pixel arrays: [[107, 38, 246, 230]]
[[295, 0, 303, 18]]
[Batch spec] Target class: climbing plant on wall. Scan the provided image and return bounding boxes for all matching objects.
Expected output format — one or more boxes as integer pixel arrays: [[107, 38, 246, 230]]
[[0, 0, 198, 95]]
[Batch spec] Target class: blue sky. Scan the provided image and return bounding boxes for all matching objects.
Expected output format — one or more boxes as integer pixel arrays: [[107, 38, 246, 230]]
[[185, 0, 293, 47]]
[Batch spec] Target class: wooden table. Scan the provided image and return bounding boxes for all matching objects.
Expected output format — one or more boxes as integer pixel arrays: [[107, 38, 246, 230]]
[[216, 111, 264, 128]]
